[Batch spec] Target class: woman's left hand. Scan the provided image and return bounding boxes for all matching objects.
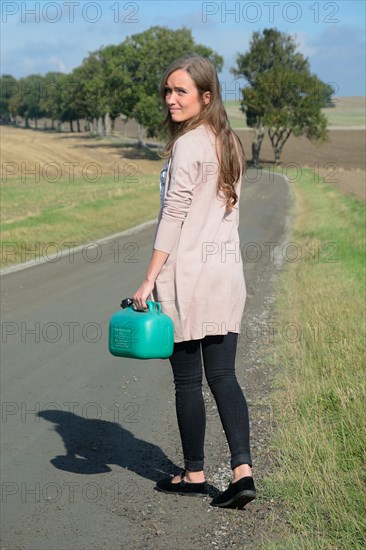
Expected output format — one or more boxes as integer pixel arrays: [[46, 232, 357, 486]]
[[132, 279, 155, 310]]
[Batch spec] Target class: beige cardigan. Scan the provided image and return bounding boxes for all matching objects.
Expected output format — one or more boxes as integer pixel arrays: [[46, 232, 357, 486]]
[[152, 124, 246, 342]]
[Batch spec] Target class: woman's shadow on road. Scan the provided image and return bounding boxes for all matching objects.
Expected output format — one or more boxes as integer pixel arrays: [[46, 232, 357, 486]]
[[37, 410, 178, 483]]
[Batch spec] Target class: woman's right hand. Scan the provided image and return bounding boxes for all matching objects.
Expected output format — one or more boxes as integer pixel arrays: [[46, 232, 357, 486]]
[[132, 278, 155, 310], [131, 249, 169, 310]]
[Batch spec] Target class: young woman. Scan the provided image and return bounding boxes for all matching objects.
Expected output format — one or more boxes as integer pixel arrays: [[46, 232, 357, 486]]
[[132, 55, 256, 509]]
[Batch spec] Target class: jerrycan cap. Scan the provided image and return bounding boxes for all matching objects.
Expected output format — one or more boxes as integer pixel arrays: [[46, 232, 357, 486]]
[[121, 297, 134, 309]]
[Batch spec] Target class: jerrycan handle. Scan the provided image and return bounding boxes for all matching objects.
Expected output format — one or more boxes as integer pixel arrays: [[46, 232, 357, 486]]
[[120, 297, 161, 313], [146, 301, 161, 313]]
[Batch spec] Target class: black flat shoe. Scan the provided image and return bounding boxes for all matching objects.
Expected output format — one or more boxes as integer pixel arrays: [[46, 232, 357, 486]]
[[211, 476, 256, 509], [155, 471, 209, 496]]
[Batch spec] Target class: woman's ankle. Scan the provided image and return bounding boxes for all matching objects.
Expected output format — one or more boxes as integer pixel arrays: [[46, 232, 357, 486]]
[[232, 463, 252, 482], [185, 469, 206, 483]]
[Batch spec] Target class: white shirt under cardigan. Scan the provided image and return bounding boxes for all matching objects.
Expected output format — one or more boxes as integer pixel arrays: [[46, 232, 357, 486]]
[[152, 124, 246, 343], [160, 159, 169, 208]]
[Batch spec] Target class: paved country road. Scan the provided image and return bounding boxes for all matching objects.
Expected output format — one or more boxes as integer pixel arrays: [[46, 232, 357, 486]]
[[1, 169, 293, 550]]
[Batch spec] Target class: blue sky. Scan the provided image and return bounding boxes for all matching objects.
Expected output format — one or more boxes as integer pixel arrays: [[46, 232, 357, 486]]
[[1, 0, 365, 96]]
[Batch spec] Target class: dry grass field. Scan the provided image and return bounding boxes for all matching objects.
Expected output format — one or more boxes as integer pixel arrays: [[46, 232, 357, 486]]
[[1, 125, 164, 180], [1, 122, 365, 201]]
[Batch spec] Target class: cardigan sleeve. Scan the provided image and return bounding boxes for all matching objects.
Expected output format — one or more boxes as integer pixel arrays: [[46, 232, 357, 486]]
[[153, 134, 199, 254]]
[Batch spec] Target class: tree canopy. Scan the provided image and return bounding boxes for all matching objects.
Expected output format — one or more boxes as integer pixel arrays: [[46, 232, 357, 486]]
[[0, 75, 17, 124], [114, 26, 223, 136], [232, 28, 332, 165]]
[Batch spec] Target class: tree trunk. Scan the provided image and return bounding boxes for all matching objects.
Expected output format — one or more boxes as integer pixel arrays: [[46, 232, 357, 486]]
[[111, 116, 116, 133], [97, 117, 103, 136], [123, 117, 128, 136], [251, 122, 265, 166], [34, 118, 38, 129], [137, 123, 145, 146], [77, 119, 81, 132], [268, 128, 292, 165], [69, 120, 74, 132], [104, 112, 111, 136], [252, 137, 263, 166]]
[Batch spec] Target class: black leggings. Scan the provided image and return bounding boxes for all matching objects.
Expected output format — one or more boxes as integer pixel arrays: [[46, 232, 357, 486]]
[[168, 332, 252, 472]]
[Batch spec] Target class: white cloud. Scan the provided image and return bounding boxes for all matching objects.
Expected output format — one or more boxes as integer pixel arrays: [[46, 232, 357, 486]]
[[2, 40, 78, 77], [48, 56, 67, 73], [293, 32, 317, 58]]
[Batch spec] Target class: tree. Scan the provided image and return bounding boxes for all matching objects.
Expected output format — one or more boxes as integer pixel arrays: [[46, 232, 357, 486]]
[[39, 71, 65, 129], [0, 75, 18, 124], [94, 44, 134, 134], [58, 72, 85, 132], [58, 56, 107, 133], [263, 68, 328, 163], [119, 26, 223, 139], [8, 74, 47, 128], [232, 28, 331, 165], [74, 52, 106, 131]]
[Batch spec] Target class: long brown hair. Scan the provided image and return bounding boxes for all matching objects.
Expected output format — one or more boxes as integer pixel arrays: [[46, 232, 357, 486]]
[[160, 55, 245, 210]]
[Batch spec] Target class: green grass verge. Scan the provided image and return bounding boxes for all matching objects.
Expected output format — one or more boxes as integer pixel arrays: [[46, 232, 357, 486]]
[[262, 169, 366, 548], [1, 174, 160, 267]]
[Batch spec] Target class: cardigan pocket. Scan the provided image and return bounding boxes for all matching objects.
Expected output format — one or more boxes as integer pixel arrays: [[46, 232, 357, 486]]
[[154, 256, 176, 302]]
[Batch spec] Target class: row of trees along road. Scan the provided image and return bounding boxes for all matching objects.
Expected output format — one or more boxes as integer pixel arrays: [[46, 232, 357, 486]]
[[0, 26, 333, 164], [0, 27, 222, 138]]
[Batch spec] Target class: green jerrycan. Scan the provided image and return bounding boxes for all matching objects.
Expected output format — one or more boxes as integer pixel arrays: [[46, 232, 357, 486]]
[[109, 298, 174, 359]]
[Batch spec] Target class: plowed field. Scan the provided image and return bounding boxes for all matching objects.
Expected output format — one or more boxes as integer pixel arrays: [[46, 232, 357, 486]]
[[1, 125, 365, 200]]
